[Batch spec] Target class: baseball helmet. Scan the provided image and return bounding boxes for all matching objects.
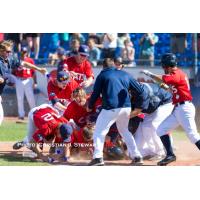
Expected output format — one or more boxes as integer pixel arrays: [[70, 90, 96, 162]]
[[60, 124, 73, 142], [78, 45, 89, 57], [161, 53, 177, 67], [106, 146, 124, 160]]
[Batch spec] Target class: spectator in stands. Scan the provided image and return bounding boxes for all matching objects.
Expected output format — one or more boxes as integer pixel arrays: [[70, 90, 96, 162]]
[[48, 47, 67, 66], [101, 33, 118, 59], [59, 33, 69, 50], [69, 33, 85, 45], [170, 33, 187, 54], [88, 33, 101, 46], [139, 33, 159, 67], [68, 39, 81, 56], [117, 33, 131, 49], [120, 39, 135, 67], [5, 33, 23, 54], [12, 47, 36, 120], [87, 38, 101, 67], [24, 33, 40, 59]]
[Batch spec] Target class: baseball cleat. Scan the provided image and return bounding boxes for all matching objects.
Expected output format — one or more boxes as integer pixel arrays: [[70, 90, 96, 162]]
[[131, 157, 143, 166], [157, 155, 176, 166], [13, 141, 24, 150], [88, 158, 104, 166]]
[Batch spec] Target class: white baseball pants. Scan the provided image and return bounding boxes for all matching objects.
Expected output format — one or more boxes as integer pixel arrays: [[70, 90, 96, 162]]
[[93, 107, 142, 159], [134, 102, 174, 157], [157, 101, 200, 144], [0, 96, 4, 125], [15, 77, 36, 118]]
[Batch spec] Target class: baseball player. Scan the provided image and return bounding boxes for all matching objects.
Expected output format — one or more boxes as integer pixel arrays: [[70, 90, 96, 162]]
[[87, 58, 149, 166], [13, 103, 73, 162], [141, 53, 200, 165], [66, 45, 94, 88], [63, 87, 102, 129], [130, 82, 174, 160], [47, 70, 80, 112], [0, 40, 46, 125], [12, 47, 36, 120]]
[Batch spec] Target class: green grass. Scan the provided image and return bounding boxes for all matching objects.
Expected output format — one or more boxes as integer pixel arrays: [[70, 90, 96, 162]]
[[0, 120, 26, 141], [0, 155, 50, 166]]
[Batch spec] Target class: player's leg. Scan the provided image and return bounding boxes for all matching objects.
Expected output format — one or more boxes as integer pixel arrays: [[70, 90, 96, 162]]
[[15, 78, 25, 119], [156, 110, 179, 165], [116, 107, 143, 165], [0, 96, 4, 125], [24, 78, 36, 110], [176, 102, 200, 149], [134, 123, 149, 157], [89, 109, 118, 165], [148, 103, 174, 157], [13, 108, 36, 150]]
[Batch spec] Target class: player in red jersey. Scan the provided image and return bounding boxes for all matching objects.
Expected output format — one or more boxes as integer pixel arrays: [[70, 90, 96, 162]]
[[63, 87, 101, 128], [47, 70, 79, 112], [141, 53, 200, 165], [13, 103, 73, 162], [12, 47, 36, 120], [66, 45, 94, 88]]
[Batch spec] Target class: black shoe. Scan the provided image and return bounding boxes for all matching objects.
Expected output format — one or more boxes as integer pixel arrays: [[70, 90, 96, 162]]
[[88, 158, 104, 166], [157, 155, 176, 166], [131, 157, 143, 166], [13, 141, 24, 150], [18, 117, 24, 120]]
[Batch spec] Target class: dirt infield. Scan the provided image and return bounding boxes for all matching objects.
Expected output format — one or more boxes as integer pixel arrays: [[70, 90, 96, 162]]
[[0, 140, 200, 166]]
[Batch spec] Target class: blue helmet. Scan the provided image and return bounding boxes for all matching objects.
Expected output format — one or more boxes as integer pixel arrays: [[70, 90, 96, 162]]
[[161, 53, 177, 67], [78, 45, 89, 57]]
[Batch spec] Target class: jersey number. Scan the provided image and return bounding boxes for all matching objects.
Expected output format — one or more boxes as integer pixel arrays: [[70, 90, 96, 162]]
[[41, 112, 60, 121]]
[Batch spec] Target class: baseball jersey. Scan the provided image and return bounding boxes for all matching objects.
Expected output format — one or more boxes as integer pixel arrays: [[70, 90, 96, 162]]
[[32, 106, 68, 143], [71, 129, 93, 151], [66, 56, 94, 84], [162, 68, 192, 104], [13, 57, 35, 78], [63, 97, 102, 128], [47, 77, 79, 102]]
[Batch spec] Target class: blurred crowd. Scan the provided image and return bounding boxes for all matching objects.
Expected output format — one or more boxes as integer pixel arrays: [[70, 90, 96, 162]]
[[0, 33, 199, 67]]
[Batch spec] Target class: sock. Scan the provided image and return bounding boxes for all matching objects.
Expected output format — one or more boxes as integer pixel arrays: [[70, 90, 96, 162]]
[[160, 135, 174, 156], [195, 140, 200, 150]]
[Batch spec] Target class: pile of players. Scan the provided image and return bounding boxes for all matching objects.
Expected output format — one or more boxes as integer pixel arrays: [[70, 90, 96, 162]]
[[11, 44, 175, 165]]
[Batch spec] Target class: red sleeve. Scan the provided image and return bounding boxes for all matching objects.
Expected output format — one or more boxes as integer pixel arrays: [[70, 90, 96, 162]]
[[162, 73, 180, 84], [84, 60, 94, 79], [32, 128, 50, 143], [47, 81, 58, 101], [70, 78, 80, 91], [63, 103, 73, 120]]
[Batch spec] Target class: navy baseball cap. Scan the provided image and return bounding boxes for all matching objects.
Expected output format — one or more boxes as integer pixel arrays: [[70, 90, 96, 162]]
[[21, 47, 28, 52], [57, 71, 70, 82], [57, 47, 66, 56], [78, 45, 89, 57], [59, 123, 73, 142]]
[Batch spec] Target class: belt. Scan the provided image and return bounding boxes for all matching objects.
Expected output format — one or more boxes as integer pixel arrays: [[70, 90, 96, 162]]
[[175, 101, 191, 107]]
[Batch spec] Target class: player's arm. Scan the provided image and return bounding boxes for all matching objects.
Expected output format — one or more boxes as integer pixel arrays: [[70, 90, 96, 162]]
[[140, 70, 170, 90], [21, 61, 47, 75], [29, 139, 49, 162], [87, 75, 102, 112]]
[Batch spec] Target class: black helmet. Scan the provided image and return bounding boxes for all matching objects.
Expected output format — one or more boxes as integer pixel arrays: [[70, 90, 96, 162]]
[[161, 53, 177, 67]]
